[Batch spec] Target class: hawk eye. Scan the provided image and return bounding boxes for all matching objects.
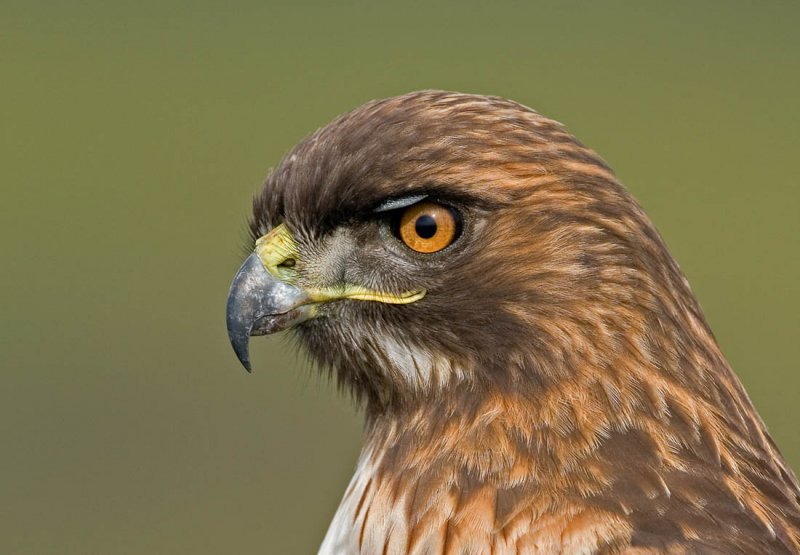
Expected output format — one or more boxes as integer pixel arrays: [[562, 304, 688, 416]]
[[395, 201, 461, 253]]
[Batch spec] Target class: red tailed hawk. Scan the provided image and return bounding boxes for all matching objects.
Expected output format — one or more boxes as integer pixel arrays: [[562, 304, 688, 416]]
[[226, 91, 800, 554]]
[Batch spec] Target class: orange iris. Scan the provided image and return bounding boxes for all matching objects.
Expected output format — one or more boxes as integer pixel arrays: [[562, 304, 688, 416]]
[[398, 201, 459, 253]]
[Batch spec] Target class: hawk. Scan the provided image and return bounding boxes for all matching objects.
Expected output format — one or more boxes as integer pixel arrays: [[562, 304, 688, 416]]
[[226, 91, 800, 553]]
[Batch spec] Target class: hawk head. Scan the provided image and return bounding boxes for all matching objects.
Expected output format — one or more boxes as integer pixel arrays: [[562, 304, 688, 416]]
[[227, 91, 696, 410], [225, 91, 800, 552]]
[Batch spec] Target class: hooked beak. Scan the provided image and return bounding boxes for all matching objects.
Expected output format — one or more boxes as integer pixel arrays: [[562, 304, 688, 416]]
[[225, 253, 314, 372]]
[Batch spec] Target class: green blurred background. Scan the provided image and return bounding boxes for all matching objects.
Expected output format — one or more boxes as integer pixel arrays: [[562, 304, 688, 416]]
[[2, 1, 798, 553]]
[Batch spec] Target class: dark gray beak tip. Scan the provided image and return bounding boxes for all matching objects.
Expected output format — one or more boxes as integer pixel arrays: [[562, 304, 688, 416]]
[[227, 326, 253, 372], [226, 296, 254, 373]]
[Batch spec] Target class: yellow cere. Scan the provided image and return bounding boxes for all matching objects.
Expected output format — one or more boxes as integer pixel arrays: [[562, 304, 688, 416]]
[[255, 224, 302, 283]]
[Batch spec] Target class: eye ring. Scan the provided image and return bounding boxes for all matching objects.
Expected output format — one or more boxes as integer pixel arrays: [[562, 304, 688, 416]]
[[394, 201, 462, 253]]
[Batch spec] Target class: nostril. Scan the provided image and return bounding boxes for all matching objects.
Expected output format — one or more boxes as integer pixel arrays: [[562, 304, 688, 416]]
[[279, 258, 296, 269]]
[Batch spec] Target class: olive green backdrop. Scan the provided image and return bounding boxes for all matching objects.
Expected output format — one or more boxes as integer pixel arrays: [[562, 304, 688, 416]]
[[2, 1, 798, 553]]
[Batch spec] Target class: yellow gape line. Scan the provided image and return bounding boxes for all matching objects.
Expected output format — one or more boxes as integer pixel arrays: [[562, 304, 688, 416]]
[[309, 286, 426, 305]]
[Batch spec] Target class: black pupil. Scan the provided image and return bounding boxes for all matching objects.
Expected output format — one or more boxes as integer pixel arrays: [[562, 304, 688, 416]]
[[415, 214, 438, 239]]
